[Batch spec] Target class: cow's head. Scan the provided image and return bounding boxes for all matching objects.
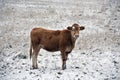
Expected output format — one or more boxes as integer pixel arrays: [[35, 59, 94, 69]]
[[67, 23, 85, 39]]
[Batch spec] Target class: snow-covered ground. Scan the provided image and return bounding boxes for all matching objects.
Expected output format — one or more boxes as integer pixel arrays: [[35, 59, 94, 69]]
[[0, 0, 120, 80]]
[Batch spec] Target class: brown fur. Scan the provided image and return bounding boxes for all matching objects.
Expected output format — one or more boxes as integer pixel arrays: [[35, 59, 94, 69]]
[[30, 23, 85, 70]]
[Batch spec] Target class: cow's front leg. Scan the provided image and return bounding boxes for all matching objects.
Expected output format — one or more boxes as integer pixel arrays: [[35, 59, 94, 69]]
[[61, 53, 67, 70], [62, 59, 66, 70]]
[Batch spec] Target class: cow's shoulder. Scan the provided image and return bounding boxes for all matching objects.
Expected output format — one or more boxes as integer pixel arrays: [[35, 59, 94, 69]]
[[51, 30, 61, 36], [61, 29, 71, 38], [60, 30, 72, 45]]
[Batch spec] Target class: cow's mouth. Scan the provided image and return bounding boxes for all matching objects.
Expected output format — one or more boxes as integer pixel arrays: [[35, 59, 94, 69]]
[[75, 35, 79, 38]]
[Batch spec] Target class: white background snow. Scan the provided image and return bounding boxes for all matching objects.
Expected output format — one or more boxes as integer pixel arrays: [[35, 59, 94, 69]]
[[0, 0, 120, 80]]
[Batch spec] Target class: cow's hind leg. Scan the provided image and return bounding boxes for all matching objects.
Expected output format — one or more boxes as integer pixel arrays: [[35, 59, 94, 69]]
[[32, 50, 38, 69], [32, 45, 40, 69]]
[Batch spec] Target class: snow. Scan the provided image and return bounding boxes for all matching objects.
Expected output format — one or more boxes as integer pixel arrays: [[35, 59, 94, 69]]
[[0, 0, 120, 80]]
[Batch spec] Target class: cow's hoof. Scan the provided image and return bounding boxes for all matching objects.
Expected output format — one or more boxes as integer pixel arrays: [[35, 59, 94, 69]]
[[32, 66, 38, 69], [33, 67, 38, 69], [62, 65, 66, 70]]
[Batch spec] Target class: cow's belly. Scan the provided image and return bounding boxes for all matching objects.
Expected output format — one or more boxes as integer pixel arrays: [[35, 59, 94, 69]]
[[42, 41, 59, 52], [43, 45, 59, 52], [41, 35, 60, 52]]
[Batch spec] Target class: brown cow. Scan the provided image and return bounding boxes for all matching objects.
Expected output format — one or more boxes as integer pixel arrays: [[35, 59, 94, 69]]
[[30, 23, 85, 70]]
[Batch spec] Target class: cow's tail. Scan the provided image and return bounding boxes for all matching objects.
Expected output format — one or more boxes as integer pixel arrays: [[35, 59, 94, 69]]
[[30, 42, 32, 60]]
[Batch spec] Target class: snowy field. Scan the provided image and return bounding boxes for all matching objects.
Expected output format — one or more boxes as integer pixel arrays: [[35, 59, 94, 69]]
[[0, 0, 120, 80]]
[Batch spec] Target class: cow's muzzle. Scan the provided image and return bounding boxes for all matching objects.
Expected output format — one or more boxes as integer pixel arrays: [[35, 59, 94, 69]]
[[75, 35, 79, 38]]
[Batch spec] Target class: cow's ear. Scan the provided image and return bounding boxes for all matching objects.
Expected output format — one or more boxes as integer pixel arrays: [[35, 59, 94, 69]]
[[67, 26, 72, 30], [79, 26, 85, 30]]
